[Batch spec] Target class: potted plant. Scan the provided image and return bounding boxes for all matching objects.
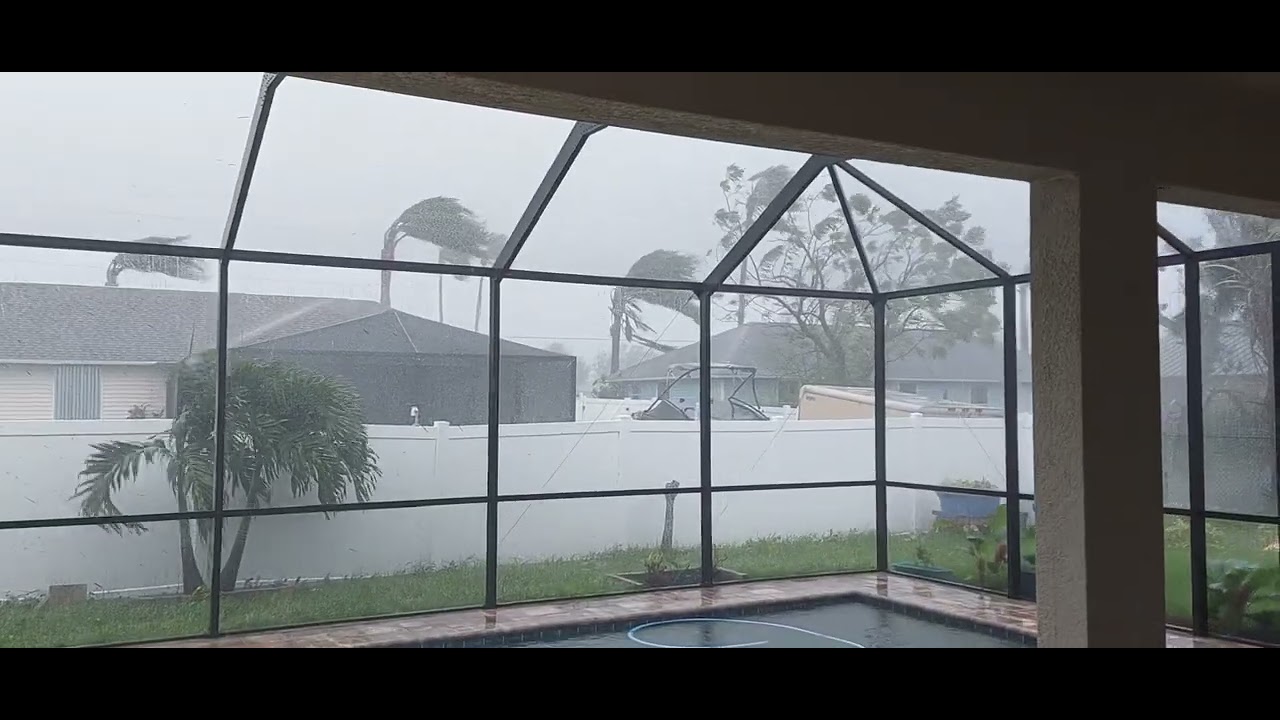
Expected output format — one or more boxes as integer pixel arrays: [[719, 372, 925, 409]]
[[890, 542, 958, 583], [641, 550, 685, 587], [609, 481, 744, 588], [935, 478, 1001, 523], [612, 548, 745, 588]]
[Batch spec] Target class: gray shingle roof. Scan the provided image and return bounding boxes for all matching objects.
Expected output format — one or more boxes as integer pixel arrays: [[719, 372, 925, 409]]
[[612, 322, 1032, 384], [1159, 325, 1267, 378], [0, 282, 555, 363], [242, 308, 561, 358]]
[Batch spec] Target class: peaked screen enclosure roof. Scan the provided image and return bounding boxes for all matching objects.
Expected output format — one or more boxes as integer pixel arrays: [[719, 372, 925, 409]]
[[0, 72, 1033, 298], [89, 72, 1026, 296]]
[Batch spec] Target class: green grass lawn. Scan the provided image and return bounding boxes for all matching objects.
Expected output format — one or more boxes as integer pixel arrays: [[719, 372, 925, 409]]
[[0, 532, 880, 648], [891, 517, 1275, 626], [1163, 515, 1279, 641], [1, 517, 1273, 647]]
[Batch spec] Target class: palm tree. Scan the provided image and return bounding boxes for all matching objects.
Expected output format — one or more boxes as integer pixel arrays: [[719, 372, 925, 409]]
[[73, 354, 380, 594], [609, 250, 702, 374], [105, 235, 206, 287], [381, 197, 495, 325], [474, 232, 506, 332]]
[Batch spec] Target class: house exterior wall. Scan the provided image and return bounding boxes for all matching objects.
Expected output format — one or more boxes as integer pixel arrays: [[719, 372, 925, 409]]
[[901, 380, 996, 406], [891, 380, 1034, 411], [100, 366, 170, 420], [0, 364, 169, 421], [0, 365, 54, 421]]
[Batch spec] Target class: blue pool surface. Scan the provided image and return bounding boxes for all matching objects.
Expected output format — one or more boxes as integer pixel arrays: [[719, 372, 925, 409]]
[[507, 602, 1028, 648]]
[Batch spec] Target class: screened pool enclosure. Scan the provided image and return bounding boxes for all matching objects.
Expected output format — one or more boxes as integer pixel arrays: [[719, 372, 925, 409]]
[[0, 72, 1274, 648]]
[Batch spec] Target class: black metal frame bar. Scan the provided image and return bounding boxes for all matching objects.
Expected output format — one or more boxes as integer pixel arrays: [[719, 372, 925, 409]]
[[207, 257, 231, 636], [1176, 240, 1280, 264], [0, 480, 886, 533], [698, 288, 714, 585], [1166, 505, 1280, 525], [829, 167, 879, 295], [1182, 259, 1209, 633], [485, 276, 502, 608], [885, 479, 1010, 497], [703, 155, 834, 288], [1157, 222, 1195, 257], [879, 274, 1030, 300], [207, 72, 285, 636], [1002, 283, 1023, 597], [873, 299, 889, 571], [10, 71, 1280, 647], [494, 122, 602, 271], [717, 283, 875, 302], [506, 268, 700, 292], [1273, 250, 1280, 538], [221, 73, 283, 253], [836, 161, 1009, 280]]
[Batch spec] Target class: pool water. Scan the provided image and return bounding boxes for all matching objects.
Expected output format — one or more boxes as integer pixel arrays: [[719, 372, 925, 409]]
[[508, 602, 1027, 648]]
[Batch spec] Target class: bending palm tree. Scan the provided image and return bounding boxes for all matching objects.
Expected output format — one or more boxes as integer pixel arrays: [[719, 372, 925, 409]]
[[74, 355, 380, 593], [609, 250, 702, 374], [475, 232, 505, 332], [381, 197, 495, 325], [105, 235, 206, 287]]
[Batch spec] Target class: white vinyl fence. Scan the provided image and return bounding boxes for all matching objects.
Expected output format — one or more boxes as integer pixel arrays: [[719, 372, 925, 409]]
[[0, 414, 1032, 597]]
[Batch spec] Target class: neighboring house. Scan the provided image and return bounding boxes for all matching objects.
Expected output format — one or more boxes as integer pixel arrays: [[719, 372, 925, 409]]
[[1157, 324, 1274, 514], [0, 283, 573, 425], [607, 322, 1033, 410], [1158, 324, 1269, 403]]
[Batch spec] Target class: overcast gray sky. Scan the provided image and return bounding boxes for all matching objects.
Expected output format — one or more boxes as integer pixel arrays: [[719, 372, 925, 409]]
[[0, 72, 1214, 368]]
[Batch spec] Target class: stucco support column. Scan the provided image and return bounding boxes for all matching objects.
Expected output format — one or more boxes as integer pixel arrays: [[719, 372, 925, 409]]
[[1030, 169, 1165, 647]]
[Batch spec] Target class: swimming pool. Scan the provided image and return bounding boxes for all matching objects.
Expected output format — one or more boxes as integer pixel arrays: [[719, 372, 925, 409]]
[[506, 601, 1029, 648]]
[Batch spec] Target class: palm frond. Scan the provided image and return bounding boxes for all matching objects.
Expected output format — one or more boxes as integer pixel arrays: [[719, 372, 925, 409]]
[[160, 353, 380, 514], [221, 358, 381, 508], [105, 235, 203, 287], [391, 196, 493, 261], [106, 254, 206, 287], [625, 249, 701, 283], [613, 250, 702, 334], [73, 437, 172, 533]]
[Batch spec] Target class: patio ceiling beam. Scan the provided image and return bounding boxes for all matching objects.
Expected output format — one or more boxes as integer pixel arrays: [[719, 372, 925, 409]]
[[494, 121, 604, 272], [221, 72, 284, 252], [703, 155, 834, 289], [836, 161, 1010, 280]]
